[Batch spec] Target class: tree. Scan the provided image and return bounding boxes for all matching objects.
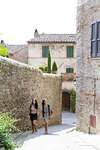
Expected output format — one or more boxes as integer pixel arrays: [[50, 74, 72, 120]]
[[0, 112, 19, 150], [52, 61, 58, 71], [0, 38, 9, 57], [0, 45, 9, 57], [47, 50, 51, 73]]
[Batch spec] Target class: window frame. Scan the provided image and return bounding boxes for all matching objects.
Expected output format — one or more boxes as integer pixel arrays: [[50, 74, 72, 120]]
[[66, 68, 74, 73], [42, 46, 49, 58], [91, 21, 100, 58], [66, 46, 74, 58]]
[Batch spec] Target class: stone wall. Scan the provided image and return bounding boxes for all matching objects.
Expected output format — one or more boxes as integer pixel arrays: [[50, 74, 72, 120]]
[[0, 56, 62, 131], [77, 0, 100, 133]]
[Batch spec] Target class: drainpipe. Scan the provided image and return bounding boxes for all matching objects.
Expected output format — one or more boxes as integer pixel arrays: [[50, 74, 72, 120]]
[[88, 77, 96, 134], [93, 78, 96, 115]]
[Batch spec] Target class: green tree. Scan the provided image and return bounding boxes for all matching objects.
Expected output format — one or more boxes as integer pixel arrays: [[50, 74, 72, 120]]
[[47, 50, 51, 73], [52, 61, 58, 71], [0, 44, 9, 57], [0, 112, 19, 150]]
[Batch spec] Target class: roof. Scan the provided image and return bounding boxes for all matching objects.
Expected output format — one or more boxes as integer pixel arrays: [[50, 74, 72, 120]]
[[28, 34, 76, 43], [5, 44, 27, 54]]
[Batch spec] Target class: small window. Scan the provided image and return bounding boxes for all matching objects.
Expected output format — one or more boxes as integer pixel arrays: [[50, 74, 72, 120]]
[[66, 68, 74, 73], [42, 46, 49, 57], [66, 46, 74, 58], [91, 21, 100, 57]]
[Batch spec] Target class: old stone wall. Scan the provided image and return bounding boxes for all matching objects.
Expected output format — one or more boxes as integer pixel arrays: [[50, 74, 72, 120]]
[[77, 0, 100, 133], [0, 56, 62, 131]]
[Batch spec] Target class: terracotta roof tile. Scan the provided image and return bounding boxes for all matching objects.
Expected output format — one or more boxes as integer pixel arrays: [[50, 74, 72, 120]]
[[28, 34, 76, 43]]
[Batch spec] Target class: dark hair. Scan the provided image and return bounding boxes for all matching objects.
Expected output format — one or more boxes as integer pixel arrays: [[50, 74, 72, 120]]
[[42, 99, 50, 117], [30, 98, 38, 109], [42, 99, 45, 117], [42, 99, 45, 106]]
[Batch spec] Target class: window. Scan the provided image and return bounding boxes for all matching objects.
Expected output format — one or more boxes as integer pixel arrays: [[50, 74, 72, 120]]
[[66, 68, 74, 73], [91, 21, 100, 57], [66, 46, 74, 58], [42, 46, 49, 57]]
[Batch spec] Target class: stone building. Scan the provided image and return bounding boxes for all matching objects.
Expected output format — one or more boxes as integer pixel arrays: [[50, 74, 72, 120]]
[[77, 0, 100, 133], [0, 40, 28, 64], [6, 44, 28, 64], [28, 30, 76, 111], [2, 30, 76, 112]]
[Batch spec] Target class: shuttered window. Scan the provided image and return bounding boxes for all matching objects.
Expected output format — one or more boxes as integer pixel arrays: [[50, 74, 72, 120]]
[[66, 68, 74, 73], [42, 46, 49, 57], [66, 46, 74, 58], [91, 21, 100, 57]]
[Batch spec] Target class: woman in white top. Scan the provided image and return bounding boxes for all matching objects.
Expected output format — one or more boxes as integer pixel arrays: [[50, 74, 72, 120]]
[[29, 98, 38, 133], [41, 99, 52, 134]]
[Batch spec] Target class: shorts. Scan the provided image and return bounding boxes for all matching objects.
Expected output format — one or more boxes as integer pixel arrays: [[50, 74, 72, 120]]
[[30, 113, 38, 121]]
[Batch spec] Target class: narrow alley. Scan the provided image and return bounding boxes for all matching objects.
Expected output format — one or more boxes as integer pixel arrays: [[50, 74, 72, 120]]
[[15, 112, 100, 150]]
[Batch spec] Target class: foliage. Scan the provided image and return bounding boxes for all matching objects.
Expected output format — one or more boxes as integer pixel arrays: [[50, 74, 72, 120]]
[[44, 65, 48, 71], [0, 112, 19, 150], [52, 61, 58, 71], [39, 66, 45, 71], [70, 89, 76, 113], [47, 50, 51, 73], [0, 44, 9, 57]]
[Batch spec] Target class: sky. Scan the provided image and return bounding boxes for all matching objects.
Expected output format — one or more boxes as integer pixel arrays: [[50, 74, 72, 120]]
[[0, 0, 77, 45]]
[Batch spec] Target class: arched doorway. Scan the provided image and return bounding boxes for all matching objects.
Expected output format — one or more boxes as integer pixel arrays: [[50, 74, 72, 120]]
[[62, 90, 70, 111]]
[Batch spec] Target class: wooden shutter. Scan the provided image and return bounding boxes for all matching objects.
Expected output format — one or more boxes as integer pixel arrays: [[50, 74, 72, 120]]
[[91, 23, 96, 58], [42, 46, 49, 57], [66, 68, 69, 73], [67, 46, 74, 58], [66, 68, 74, 73], [97, 21, 100, 57]]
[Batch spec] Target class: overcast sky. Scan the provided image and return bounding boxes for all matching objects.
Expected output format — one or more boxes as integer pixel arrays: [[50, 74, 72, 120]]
[[0, 0, 77, 44]]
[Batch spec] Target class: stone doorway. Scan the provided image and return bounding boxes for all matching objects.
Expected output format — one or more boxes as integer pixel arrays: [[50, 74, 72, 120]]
[[62, 91, 70, 111]]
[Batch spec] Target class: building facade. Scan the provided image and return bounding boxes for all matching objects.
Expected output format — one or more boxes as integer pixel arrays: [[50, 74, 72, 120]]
[[28, 30, 76, 111], [6, 44, 28, 64], [77, 0, 100, 133]]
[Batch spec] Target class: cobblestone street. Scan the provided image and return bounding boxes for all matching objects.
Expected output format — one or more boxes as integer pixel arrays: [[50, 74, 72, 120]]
[[14, 112, 100, 150]]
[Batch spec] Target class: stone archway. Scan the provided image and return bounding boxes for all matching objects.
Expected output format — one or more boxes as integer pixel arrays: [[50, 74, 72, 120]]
[[62, 90, 70, 111]]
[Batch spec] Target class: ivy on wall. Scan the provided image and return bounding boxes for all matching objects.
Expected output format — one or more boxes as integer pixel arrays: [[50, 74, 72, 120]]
[[70, 89, 76, 113]]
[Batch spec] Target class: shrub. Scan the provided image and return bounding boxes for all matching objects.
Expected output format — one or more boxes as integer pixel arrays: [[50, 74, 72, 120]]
[[0, 45, 9, 57], [52, 61, 58, 71], [39, 66, 44, 71], [44, 65, 48, 71], [47, 50, 51, 73], [70, 89, 76, 113], [0, 112, 19, 150]]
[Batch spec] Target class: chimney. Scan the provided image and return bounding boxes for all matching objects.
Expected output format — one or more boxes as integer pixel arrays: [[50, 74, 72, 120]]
[[1, 40, 4, 44], [34, 29, 39, 38]]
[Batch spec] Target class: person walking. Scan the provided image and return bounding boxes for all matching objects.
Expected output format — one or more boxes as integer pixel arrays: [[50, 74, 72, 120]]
[[41, 99, 52, 134], [29, 98, 38, 133]]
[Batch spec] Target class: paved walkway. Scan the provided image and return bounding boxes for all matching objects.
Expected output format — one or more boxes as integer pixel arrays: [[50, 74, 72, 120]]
[[15, 112, 100, 150]]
